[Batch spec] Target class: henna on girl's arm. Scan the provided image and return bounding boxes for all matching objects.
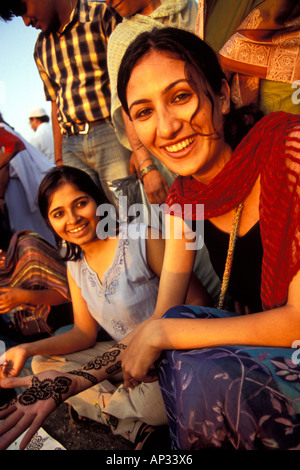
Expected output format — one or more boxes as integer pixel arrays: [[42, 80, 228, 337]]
[[18, 376, 72, 406], [67, 343, 127, 390], [0, 375, 73, 414], [0, 343, 127, 417]]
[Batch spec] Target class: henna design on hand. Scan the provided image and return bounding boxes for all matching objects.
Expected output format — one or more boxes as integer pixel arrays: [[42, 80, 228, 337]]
[[82, 343, 127, 372], [82, 349, 120, 371], [0, 398, 16, 413], [112, 343, 127, 351], [18, 376, 72, 407], [68, 370, 98, 385], [106, 360, 122, 375]]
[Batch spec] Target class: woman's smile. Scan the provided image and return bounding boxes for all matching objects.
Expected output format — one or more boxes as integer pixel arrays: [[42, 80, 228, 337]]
[[67, 222, 89, 236], [161, 135, 197, 157], [127, 51, 231, 183], [48, 183, 99, 246]]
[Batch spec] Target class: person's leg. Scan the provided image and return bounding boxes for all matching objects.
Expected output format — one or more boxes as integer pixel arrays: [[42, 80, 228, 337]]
[[159, 306, 300, 450], [62, 134, 101, 187], [87, 122, 131, 208]]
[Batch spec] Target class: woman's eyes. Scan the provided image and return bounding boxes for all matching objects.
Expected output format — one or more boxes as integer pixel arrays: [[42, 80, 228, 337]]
[[135, 108, 153, 120], [53, 210, 63, 219], [173, 92, 193, 103], [133, 91, 193, 120], [76, 200, 87, 208], [51, 200, 88, 218]]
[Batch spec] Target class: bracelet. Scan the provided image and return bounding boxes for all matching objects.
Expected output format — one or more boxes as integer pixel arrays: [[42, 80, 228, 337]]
[[138, 157, 153, 170], [139, 163, 158, 181]]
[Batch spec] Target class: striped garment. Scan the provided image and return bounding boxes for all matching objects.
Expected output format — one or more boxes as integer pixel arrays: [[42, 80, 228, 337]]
[[0, 230, 70, 335], [34, 0, 119, 133]]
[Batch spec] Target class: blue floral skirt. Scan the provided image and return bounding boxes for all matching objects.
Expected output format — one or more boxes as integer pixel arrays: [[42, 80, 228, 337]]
[[158, 306, 300, 450]]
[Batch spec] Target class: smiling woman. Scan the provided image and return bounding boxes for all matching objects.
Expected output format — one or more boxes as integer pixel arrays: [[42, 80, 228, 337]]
[[48, 186, 99, 247], [0, 165, 208, 450], [116, 27, 300, 450], [126, 51, 231, 183]]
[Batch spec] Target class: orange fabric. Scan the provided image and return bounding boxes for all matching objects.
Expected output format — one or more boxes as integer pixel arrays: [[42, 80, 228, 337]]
[[218, 0, 300, 106]]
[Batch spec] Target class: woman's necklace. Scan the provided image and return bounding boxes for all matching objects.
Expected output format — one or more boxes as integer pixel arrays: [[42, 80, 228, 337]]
[[217, 202, 244, 310]]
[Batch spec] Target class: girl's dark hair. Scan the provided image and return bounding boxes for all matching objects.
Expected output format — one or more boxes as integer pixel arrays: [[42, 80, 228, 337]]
[[38, 166, 109, 261], [117, 27, 263, 150]]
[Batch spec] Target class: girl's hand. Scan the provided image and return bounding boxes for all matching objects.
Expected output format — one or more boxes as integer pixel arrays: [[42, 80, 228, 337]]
[[0, 370, 78, 450], [0, 250, 6, 268], [0, 287, 28, 314], [0, 345, 29, 379], [122, 320, 162, 388]]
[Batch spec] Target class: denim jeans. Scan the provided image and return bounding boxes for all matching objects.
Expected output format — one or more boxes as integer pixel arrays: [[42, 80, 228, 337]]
[[62, 121, 131, 207]]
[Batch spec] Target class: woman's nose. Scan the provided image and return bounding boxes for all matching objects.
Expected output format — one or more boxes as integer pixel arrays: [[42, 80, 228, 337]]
[[67, 209, 80, 224], [157, 108, 182, 139]]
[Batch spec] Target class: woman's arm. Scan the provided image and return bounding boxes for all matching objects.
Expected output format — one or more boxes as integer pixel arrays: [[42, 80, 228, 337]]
[[1, 268, 98, 378], [0, 338, 130, 450], [0, 287, 68, 314], [121, 269, 300, 386], [149, 215, 198, 319], [145, 225, 211, 307], [122, 109, 169, 204]]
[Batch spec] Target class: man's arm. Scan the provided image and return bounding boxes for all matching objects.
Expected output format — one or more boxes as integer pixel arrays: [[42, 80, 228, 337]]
[[51, 101, 63, 166]]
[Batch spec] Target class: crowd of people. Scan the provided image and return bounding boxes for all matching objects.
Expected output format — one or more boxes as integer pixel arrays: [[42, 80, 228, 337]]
[[0, 0, 300, 452]]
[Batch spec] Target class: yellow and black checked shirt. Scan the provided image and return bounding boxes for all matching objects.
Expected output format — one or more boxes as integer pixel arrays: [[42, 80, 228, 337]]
[[34, 0, 120, 132]]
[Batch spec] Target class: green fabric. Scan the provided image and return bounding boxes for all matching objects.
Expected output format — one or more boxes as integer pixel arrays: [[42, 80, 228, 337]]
[[204, 0, 262, 52], [259, 80, 300, 115]]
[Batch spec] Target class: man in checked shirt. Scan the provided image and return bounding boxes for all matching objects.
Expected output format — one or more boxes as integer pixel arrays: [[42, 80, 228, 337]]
[[0, 0, 132, 208]]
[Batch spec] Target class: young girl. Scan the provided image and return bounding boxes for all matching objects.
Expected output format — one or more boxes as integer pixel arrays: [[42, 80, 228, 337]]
[[0, 165, 206, 449]]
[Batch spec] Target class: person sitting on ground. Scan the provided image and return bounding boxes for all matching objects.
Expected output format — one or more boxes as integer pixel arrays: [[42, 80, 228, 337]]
[[0, 118, 55, 245], [0, 165, 208, 450], [115, 27, 300, 450], [0, 230, 71, 349]]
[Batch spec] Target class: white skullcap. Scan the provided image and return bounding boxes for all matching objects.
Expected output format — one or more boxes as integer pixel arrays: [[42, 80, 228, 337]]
[[28, 107, 48, 118]]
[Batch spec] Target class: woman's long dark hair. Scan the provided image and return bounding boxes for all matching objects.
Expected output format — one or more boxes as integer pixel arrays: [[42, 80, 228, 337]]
[[38, 166, 109, 261], [117, 27, 263, 150]]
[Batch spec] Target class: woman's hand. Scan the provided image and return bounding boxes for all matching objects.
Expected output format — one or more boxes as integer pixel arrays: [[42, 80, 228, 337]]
[[122, 320, 163, 389], [129, 152, 169, 204], [0, 345, 30, 379], [142, 170, 169, 204], [0, 370, 78, 450], [0, 287, 28, 313], [0, 250, 6, 268]]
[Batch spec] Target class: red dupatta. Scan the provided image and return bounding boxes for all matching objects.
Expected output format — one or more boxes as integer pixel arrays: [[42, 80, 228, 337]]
[[166, 112, 300, 310]]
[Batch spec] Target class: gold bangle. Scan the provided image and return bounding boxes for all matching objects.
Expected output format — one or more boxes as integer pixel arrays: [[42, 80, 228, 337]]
[[139, 163, 158, 181]]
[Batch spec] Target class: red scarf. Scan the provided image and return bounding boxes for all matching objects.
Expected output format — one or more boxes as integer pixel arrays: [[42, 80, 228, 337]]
[[166, 112, 300, 310]]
